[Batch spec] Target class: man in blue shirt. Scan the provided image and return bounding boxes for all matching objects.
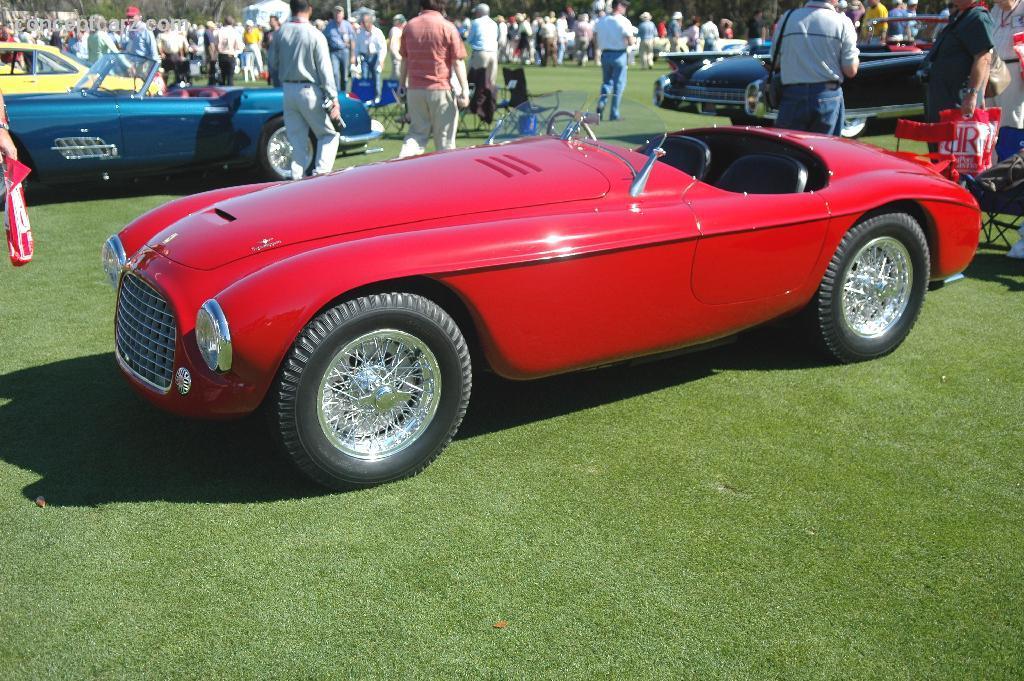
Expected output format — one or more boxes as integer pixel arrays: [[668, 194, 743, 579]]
[[637, 11, 656, 68], [123, 6, 158, 62], [468, 3, 499, 92], [323, 5, 356, 93]]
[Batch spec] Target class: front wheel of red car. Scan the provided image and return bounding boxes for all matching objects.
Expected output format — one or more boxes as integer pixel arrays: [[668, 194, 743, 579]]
[[271, 293, 472, 490], [813, 212, 930, 363]]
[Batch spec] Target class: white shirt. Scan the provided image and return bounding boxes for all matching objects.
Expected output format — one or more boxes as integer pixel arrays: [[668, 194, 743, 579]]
[[469, 15, 498, 52], [355, 25, 386, 56], [594, 13, 633, 50]]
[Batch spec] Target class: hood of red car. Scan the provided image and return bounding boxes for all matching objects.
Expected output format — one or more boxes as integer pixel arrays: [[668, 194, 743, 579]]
[[148, 139, 612, 271]]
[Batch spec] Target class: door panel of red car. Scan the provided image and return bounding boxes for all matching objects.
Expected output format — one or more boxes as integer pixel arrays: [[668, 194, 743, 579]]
[[686, 184, 830, 305], [439, 201, 707, 379]]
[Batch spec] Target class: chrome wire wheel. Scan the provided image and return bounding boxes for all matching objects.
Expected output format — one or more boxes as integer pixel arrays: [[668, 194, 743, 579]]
[[265, 126, 312, 180], [840, 236, 913, 339], [316, 329, 442, 461]]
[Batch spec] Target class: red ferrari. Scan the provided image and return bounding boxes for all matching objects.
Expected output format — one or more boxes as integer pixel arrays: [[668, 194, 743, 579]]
[[103, 97, 981, 489]]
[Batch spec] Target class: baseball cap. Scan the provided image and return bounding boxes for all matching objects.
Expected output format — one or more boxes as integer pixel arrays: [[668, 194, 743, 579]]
[[672, 11, 683, 19], [333, 5, 344, 12], [124, 5, 140, 17]]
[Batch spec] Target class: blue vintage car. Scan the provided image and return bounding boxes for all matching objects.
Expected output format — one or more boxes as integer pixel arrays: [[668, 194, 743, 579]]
[[7, 53, 384, 184]]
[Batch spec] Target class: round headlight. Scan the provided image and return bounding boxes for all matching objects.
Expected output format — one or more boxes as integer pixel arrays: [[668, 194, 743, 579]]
[[101, 235, 127, 288], [195, 299, 232, 373]]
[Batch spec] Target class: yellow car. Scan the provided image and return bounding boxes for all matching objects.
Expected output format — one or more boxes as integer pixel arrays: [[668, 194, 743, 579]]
[[0, 43, 165, 95], [0, 42, 89, 94]]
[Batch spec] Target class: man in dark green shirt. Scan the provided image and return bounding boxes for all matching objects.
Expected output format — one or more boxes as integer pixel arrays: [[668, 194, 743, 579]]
[[924, 0, 994, 121]]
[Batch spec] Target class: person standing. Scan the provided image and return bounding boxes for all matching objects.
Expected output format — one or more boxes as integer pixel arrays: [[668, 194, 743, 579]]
[[540, 16, 558, 66], [389, 15, 406, 77], [356, 13, 386, 99], [637, 12, 656, 68], [87, 21, 119, 63], [923, 0, 993, 123], [268, 0, 341, 179], [0, 89, 17, 161], [216, 17, 243, 86], [773, 0, 859, 136], [987, 0, 1024, 130], [468, 4, 499, 89], [861, 0, 889, 43], [123, 6, 158, 61], [324, 6, 356, 94], [684, 16, 700, 51], [243, 20, 264, 81], [398, 0, 470, 158], [158, 25, 188, 86], [575, 13, 593, 64], [264, 15, 281, 86], [593, 0, 634, 119], [667, 11, 684, 51], [204, 21, 219, 85], [701, 15, 720, 51], [747, 9, 766, 47]]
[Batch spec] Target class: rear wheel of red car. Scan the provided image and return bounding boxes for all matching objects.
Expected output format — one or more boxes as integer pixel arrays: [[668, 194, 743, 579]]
[[813, 212, 930, 363], [271, 293, 472, 490]]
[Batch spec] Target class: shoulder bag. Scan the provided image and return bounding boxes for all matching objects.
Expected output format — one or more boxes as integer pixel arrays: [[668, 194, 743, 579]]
[[765, 10, 795, 109]]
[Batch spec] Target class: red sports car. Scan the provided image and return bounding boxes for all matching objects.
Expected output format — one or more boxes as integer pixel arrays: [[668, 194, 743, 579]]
[[103, 98, 981, 490]]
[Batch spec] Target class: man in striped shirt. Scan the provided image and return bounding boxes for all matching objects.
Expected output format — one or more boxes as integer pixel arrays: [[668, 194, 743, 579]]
[[772, 0, 860, 136], [398, 0, 470, 157]]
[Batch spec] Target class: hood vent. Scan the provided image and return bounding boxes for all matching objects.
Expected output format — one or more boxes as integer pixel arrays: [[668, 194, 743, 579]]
[[213, 208, 237, 222], [475, 153, 543, 178]]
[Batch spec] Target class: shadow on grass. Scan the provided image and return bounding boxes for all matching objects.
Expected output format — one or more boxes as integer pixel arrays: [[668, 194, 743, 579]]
[[0, 327, 823, 506], [966, 249, 1024, 292]]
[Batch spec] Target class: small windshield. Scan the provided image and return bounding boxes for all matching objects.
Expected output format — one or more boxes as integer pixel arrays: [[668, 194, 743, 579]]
[[73, 53, 157, 95], [488, 91, 666, 174]]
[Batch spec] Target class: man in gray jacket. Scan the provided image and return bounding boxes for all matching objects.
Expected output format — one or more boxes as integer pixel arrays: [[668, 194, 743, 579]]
[[269, 0, 342, 179]]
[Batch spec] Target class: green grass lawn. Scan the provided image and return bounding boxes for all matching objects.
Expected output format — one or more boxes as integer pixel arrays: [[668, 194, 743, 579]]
[[1, 64, 1022, 679]]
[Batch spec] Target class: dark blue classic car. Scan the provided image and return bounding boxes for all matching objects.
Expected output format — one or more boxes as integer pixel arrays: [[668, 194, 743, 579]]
[[654, 16, 946, 138], [8, 53, 384, 184]]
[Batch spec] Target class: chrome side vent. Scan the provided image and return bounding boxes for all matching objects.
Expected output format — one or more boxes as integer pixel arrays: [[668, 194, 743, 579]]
[[51, 137, 119, 160]]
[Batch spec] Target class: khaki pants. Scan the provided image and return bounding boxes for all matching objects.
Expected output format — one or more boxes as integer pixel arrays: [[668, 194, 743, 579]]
[[399, 88, 458, 158], [282, 82, 339, 179], [639, 39, 655, 68], [469, 50, 498, 92]]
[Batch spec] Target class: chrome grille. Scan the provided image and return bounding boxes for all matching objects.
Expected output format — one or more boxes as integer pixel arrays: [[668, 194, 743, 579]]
[[116, 273, 176, 392], [680, 85, 746, 103]]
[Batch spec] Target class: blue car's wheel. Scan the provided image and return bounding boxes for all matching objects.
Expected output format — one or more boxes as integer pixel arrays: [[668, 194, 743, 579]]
[[258, 116, 314, 181]]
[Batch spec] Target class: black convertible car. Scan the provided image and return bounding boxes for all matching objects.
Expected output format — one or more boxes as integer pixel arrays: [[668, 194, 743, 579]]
[[654, 16, 945, 138]]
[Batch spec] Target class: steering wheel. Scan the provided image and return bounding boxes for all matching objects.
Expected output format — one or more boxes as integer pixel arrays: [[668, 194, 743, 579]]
[[544, 110, 599, 141], [545, 110, 576, 135]]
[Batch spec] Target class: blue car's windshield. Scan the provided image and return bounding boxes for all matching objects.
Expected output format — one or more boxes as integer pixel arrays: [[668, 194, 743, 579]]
[[73, 53, 157, 95]]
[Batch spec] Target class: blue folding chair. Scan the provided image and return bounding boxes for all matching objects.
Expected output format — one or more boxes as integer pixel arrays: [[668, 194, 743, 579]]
[[350, 77, 377, 104], [964, 126, 1024, 248]]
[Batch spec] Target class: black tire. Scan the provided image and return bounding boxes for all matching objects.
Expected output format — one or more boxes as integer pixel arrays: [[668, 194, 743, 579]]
[[729, 114, 761, 126], [813, 212, 930, 363], [271, 293, 472, 490], [257, 116, 316, 181]]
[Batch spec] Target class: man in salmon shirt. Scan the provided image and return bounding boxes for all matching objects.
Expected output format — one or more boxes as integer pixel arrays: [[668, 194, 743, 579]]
[[397, 0, 470, 157]]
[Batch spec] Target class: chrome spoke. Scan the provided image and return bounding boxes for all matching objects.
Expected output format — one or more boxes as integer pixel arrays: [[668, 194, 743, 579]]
[[840, 236, 913, 339], [316, 329, 441, 461]]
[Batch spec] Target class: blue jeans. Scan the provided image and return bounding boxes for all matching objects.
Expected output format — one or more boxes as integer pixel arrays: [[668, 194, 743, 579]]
[[599, 49, 628, 120], [775, 83, 845, 136], [360, 52, 381, 100], [330, 48, 349, 93]]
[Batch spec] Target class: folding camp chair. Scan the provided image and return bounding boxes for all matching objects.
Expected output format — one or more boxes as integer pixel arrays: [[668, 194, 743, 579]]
[[893, 118, 960, 181], [351, 77, 406, 134], [497, 67, 529, 110], [350, 77, 378, 103], [960, 126, 1024, 248], [374, 78, 406, 133]]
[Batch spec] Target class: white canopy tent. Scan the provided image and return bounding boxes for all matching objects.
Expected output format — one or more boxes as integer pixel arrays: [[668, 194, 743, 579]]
[[243, 0, 290, 27]]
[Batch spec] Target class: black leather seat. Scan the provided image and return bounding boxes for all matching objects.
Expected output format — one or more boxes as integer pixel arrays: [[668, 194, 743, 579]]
[[716, 153, 809, 194], [659, 135, 712, 180]]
